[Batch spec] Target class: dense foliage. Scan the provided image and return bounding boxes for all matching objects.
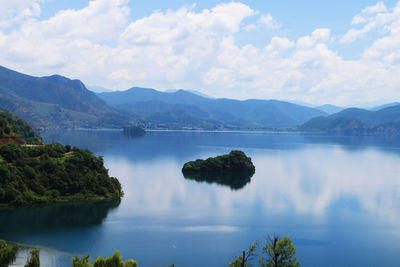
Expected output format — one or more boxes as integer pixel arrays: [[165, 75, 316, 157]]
[[0, 143, 122, 207], [0, 240, 17, 267], [123, 126, 146, 137], [182, 150, 255, 175], [72, 251, 138, 267], [0, 110, 42, 144]]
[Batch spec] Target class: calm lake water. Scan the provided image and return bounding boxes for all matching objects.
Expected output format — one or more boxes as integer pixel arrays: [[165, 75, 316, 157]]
[[2, 130, 400, 266]]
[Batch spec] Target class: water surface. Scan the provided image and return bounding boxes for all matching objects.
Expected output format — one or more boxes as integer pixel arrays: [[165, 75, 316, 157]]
[[2, 130, 400, 266]]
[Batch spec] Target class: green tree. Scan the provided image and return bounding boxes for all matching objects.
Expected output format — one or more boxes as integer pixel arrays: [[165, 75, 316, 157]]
[[259, 235, 300, 267], [94, 256, 105, 267], [25, 249, 40, 267], [104, 251, 124, 267], [0, 240, 17, 267], [229, 240, 259, 267], [125, 259, 138, 267], [72, 255, 93, 267]]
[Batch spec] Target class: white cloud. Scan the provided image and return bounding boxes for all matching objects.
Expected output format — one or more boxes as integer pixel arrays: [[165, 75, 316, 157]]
[[0, 0, 42, 29], [257, 13, 281, 30], [1, 0, 400, 106], [342, 1, 392, 43], [244, 24, 256, 31]]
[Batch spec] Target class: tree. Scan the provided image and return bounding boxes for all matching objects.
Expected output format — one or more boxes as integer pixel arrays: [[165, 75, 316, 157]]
[[104, 251, 124, 267], [25, 249, 40, 267], [94, 256, 105, 267], [259, 235, 300, 267], [72, 255, 93, 267], [125, 259, 138, 267], [0, 240, 17, 267], [229, 240, 259, 267], [75, 252, 137, 267]]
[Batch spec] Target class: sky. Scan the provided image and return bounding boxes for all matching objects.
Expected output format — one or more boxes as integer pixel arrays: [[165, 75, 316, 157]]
[[0, 0, 400, 107]]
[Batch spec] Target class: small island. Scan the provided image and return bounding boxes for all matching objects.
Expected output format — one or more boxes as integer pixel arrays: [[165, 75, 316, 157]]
[[0, 110, 123, 207], [182, 151, 255, 189], [123, 126, 146, 137]]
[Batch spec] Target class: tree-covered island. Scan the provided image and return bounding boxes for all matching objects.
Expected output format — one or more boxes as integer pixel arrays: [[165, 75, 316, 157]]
[[0, 110, 123, 207], [182, 150, 255, 177]]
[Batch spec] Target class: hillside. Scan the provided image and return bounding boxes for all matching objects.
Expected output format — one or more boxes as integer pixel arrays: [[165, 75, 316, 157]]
[[0, 66, 134, 129], [301, 104, 400, 135], [97, 87, 327, 129], [330, 104, 400, 127], [0, 112, 123, 207], [0, 109, 42, 144]]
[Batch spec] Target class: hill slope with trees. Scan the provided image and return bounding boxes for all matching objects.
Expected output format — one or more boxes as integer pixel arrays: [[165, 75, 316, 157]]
[[0, 111, 122, 207], [0, 65, 134, 129]]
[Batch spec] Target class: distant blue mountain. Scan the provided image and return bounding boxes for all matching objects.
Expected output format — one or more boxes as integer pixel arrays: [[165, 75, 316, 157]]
[[301, 103, 400, 135], [0, 65, 133, 128], [97, 87, 327, 129], [316, 104, 344, 114], [369, 102, 400, 111]]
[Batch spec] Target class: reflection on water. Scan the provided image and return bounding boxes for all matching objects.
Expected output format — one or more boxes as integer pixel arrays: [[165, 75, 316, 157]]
[[183, 172, 253, 190], [4, 130, 400, 267], [0, 199, 120, 233]]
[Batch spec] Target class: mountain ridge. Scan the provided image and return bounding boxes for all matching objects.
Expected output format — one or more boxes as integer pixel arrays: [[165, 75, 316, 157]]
[[0, 65, 134, 129], [97, 87, 327, 129]]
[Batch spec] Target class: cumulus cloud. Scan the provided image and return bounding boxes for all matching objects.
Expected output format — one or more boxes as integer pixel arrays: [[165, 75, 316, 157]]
[[1, 0, 400, 106], [341, 1, 392, 43], [0, 0, 42, 29], [257, 13, 281, 30]]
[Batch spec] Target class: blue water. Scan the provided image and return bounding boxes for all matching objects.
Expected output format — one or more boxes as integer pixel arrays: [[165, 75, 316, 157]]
[[2, 130, 400, 266]]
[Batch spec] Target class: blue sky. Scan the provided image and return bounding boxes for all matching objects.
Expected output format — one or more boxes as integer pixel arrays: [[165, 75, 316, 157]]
[[1, 0, 400, 106]]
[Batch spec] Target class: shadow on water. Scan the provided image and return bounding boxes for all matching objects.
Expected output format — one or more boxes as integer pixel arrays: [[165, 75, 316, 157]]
[[183, 172, 254, 190], [0, 199, 121, 234]]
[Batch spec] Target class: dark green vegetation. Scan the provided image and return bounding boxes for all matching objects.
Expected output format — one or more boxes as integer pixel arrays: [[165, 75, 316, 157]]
[[230, 235, 300, 267], [182, 150, 255, 176], [0, 240, 17, 267], [123, 126, 146, 137], [0, 110, 42, 144], [72, 251, 138, 267], [25, 249, 40, 267], [300, 104, 400, 135], [0, 143, 122, 207], [0, 66, 134, 129], [97, 87, 327, 130], [0, 110, 122, 207]]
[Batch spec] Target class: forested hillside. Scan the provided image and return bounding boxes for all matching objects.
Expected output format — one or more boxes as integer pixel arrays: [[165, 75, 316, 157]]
[[0, 66, 134, 128]]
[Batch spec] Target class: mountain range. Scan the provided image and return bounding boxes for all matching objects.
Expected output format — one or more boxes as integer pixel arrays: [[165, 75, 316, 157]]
[[97, 87, 327, 129], [0, 66, 133, 128], [0, 65, 400, 133], [301, 104, 400, 135]]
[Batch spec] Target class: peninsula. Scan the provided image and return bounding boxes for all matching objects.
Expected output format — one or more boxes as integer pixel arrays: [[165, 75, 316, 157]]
[[0, 110, 123, 207]]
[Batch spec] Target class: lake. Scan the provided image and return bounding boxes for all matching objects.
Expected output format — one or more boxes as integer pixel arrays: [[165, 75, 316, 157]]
[[2, 130, 400, 266]]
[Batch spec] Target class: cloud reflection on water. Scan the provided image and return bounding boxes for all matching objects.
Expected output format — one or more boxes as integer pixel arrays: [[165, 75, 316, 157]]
[[106, 144, 400, 225]]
